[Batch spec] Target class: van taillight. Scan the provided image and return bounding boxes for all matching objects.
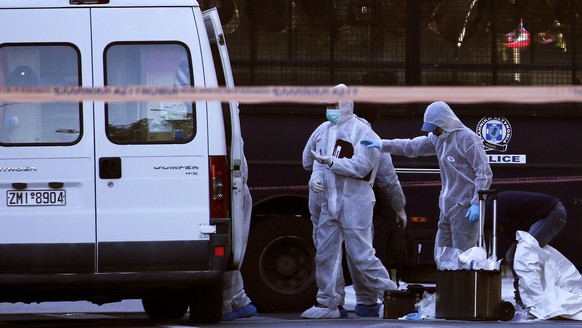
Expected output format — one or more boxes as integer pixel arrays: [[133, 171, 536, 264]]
[[209, 156, 230, 219]]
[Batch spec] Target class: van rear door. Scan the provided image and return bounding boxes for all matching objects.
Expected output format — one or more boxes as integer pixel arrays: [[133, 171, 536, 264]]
[[0, 8, 95, 273], [203, 8, 244, 267], [91, 7, 213, 272]]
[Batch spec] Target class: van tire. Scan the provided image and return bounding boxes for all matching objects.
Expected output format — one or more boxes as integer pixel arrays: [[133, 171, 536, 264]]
[[241, 217, 316, 312], [142, 295, 189, 320], [188, 282, 223, 323]]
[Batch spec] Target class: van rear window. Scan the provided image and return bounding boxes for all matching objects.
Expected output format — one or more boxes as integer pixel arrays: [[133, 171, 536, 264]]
[[0, 44, 81, 146], [104, 43, 196, 144]]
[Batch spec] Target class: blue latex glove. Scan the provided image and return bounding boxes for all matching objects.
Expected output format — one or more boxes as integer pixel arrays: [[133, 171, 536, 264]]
[[465, 204, 480, 223], [360, 139, 381, 149]]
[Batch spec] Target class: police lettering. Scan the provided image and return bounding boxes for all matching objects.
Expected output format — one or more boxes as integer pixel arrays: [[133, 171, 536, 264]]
[[488, 155, 520, 163]]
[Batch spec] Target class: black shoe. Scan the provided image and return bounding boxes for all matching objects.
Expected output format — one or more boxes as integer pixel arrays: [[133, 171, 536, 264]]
[[338, 306, 348, 318]]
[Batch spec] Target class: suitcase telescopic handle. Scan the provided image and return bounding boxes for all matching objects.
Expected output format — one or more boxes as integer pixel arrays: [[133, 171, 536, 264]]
[[477, 189, 497, 259], [478, 189, 497, 200]]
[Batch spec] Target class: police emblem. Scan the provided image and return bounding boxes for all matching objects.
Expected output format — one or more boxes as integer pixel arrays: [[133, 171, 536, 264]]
[[476, 117, 512, 151]]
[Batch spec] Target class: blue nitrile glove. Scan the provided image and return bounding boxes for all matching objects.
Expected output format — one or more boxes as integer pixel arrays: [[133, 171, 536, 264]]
[[465, 204, 480, 223], [360, 139, 381, 149]]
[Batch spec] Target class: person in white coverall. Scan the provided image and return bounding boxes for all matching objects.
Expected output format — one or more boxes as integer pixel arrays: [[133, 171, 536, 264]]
[[302, 107, 407, 318], [301, 84, 398, 319], [302, 121, 349, 318], [361, 101, 492, 258], [221, 139, 257, 321], [353, 104, 407, 229]]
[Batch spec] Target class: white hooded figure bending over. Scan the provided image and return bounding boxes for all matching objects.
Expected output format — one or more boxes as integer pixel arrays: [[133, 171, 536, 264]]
[[361, 101, 492, 260]]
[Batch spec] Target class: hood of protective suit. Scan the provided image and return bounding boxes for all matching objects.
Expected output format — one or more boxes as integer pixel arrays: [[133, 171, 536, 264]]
[[423, 101, 465, 133], [331, 83, 354, 125]]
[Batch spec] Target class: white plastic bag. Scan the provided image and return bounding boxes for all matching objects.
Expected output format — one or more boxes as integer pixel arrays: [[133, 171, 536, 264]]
[[514, 231, 582, 320], [435, 246, 500, 270]]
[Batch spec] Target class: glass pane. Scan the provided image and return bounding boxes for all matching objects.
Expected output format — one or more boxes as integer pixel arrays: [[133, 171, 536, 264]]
[[105, 43, 195, 144], [0, 45, 81, 145]]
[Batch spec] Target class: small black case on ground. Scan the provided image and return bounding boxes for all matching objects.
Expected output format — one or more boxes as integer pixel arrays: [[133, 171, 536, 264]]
[[383, 284, 435, 319]]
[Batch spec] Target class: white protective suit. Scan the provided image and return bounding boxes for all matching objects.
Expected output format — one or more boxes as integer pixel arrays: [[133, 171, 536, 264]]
[[303, 116, 406, 306], [303, 122, 327, 244], [302, 122, 347, 307], [360, 116, 407, 223], [222, 139, 253, 314], [375, 152, 406, 215], [514, 231, 582, 320], [311, 85, 397, 308], [378, 101, 492, 257], [303, 118, 407, 231]]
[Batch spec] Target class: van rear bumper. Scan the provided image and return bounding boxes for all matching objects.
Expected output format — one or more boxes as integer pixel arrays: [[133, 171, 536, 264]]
[[0, 270, 224, 304], [0, 229, 232, 304]]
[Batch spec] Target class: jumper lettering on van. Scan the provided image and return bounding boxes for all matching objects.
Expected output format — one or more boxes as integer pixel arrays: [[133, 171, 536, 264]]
[[153, 164, 199, 170], [0, 166, 37, 172]]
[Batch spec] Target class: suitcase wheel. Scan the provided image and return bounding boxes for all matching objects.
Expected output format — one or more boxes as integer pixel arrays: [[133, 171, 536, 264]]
[[496, 300, 515, 321]]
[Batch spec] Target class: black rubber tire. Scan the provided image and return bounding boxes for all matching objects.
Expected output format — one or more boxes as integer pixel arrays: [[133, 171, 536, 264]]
[[497, 300, 515, 321], [189, 282, 223, 323], [142, 295, 189, 320], [241, 217, 316, 312]]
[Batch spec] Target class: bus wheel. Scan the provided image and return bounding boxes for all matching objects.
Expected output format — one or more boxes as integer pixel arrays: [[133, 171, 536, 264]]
[[242, 216, 316, 312]]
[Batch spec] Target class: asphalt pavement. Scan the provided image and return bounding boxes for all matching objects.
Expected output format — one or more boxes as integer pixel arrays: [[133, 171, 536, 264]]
[[1, 270, 581, 327]]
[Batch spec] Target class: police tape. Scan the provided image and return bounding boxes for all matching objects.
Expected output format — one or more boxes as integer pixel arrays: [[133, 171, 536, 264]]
[[1, 85, 582, 103], [249, 175, 582, 192]]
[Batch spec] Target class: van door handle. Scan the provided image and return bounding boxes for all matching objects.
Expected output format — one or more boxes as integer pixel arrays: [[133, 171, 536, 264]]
[[99, 157, 122, 179]]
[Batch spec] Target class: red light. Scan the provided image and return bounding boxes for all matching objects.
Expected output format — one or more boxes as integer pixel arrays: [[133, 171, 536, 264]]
[[214, 246, 225, 257], [504, 19, 530, 49], [209, 156, 230, 218]]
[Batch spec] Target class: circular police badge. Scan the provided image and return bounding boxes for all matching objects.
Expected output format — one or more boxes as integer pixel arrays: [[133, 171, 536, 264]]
[[476, 117, 512, 152]]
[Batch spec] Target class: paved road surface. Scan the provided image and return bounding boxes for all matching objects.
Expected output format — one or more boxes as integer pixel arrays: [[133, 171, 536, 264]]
[[0, 276, 580, 327]]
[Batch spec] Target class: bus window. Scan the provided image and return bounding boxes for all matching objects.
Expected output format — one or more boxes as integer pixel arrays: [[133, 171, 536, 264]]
[[104, 43, 196, 144], [0, 44, 81, 145]]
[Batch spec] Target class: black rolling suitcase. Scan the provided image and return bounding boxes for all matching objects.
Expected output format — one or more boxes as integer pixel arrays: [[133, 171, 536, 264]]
[[435, 190, 514, 321]]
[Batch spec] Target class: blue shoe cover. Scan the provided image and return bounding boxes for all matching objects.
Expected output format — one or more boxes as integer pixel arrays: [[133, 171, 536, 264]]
[[354, 303, 380, 317], [222, 311, 239, 321], [234, 303, 257, 318], [405, 312, 422, 320], [222, 303, 257, 321]]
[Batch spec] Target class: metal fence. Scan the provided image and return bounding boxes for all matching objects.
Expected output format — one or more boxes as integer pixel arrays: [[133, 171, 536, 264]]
[[200, 0, 580, 87]]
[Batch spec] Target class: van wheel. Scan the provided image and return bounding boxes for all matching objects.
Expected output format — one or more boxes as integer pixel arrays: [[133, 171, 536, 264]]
[[142, 295, 188, 320], [189, 282, 223, 323], [241, 217, 316, 312]]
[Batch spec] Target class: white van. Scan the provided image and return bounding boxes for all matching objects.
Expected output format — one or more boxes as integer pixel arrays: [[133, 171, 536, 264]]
[[0, 0, 243, 323]]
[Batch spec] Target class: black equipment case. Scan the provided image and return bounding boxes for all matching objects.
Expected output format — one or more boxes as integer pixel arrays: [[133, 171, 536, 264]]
[[435, 190, 515, 321], [383, 284, 436, 319]]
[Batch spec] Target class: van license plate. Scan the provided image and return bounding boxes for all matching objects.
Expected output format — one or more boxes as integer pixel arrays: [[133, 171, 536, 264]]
[[6, 190, 66, 207]]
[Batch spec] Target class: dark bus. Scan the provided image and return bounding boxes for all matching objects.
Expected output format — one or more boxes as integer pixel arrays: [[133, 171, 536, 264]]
[[200, 0, 582, 312]]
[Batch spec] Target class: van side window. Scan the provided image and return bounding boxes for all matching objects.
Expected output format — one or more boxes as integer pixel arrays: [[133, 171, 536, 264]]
[[104, 43, 196, 144], [0, 44, 81, 145]]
